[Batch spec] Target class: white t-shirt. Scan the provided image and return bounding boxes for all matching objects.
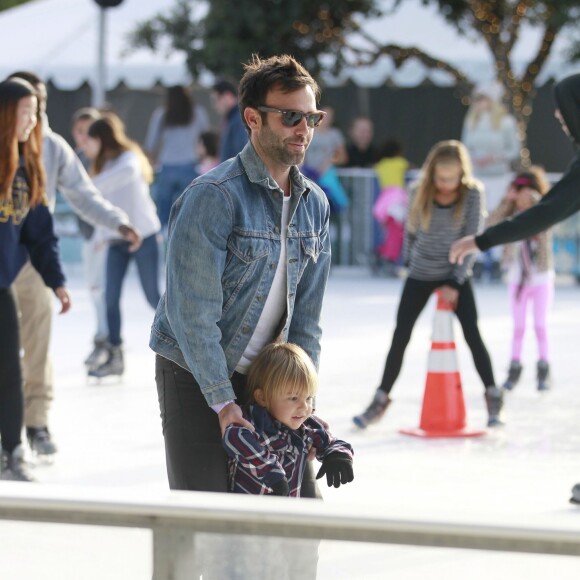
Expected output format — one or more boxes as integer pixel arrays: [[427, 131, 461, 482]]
[[236, 193, 291, 373]]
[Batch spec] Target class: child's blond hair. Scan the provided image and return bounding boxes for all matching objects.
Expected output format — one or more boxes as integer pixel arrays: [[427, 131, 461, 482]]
[[246, 343, 318, 411]]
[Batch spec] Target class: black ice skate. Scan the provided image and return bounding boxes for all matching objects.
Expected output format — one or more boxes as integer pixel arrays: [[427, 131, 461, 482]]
[[537, 360, 551, 391], [0, 445, 35, 482], [84, 338, 109, 372], [88, 344, 124, 379], [485, 386, 505, 427], [27, 427, 57, 456], [502, 361, 523, 391], [353, 389, 391, 429], [570, 483, 580, 505]]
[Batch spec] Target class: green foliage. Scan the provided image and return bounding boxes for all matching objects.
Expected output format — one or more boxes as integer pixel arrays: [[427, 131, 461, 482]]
[[129, 0, 379, 80], [0, 0, 33, 10]]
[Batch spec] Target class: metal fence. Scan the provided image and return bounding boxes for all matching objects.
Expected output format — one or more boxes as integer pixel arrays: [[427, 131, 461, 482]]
[[0, 484, 579, 579]]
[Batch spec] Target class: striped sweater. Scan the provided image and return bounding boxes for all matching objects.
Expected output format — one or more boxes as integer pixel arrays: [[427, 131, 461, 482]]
[[223, 405, 353, 497], [404, 186, 484, 287]]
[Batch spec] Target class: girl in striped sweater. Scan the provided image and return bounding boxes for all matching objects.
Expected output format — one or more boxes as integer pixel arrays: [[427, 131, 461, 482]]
[[353, 140, 503, 429]]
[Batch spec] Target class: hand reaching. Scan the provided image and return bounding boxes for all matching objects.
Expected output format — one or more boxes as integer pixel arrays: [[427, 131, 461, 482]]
[[449, 235, 478, 265], [316, 452, 353, 488], [118, 224, 142, 252]]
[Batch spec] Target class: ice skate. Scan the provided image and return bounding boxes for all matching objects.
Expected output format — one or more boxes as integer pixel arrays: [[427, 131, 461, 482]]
[[88, 344, 124, 381], [502, 361, 522, 391], [537, 360, 550, 392], [84, 338, 109, 372], [570, 483, 580, 505], [485, 386, 505, 427], [27, 427, 57, 460], [353, 389, 391, 429], [0, 445, 35, 482]]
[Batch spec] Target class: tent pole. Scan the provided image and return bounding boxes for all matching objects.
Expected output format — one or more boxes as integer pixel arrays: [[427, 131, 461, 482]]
[[94, 7, 106, 107]]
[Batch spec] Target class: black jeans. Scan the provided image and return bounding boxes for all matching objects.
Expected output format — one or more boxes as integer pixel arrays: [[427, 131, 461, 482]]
[[0, 288, 24, 452], [379, 277, 495, 393], [155, 354, 322, 497]]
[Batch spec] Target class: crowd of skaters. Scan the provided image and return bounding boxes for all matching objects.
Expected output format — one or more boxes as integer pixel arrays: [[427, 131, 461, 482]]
[[1, 57, 579, 512]]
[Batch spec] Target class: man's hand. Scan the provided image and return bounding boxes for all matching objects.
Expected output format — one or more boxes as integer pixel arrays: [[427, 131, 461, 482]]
[[54, 287, 72, 314], [218, 402, 255, 437], [118, 224, 142, 252], [439, 285, 459, 309], [449, 235, 478, 265]]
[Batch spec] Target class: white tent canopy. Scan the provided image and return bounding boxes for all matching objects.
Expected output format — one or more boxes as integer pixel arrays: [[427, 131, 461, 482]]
[[0, 0, 574, 90]]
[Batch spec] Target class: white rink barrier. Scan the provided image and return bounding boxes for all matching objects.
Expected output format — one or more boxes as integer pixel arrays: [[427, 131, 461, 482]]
[[0, 484, 579, 579]]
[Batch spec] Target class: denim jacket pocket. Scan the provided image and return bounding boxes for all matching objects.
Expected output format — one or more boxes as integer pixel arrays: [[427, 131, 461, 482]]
[[222, 235, 271, 308], [298, 235, 322, 279]]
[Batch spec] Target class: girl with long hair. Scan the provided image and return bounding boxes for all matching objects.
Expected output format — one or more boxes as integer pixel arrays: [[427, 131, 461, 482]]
[[353, 140, 503, 429], [487, 166, 554, 391], [144, 85, 210, 231], [0, 78, 71, 481], [84, 113, 161, 379]]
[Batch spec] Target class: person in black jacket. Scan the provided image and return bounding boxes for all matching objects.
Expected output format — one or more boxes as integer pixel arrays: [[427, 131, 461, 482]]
[[449, 72, 580, 504], [450, 73, 580, 264], [0, 78, 71, 481]]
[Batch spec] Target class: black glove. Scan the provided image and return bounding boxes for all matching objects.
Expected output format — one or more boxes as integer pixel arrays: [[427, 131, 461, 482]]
[[270, 478, 289, 496], [316, 453, 354, 488]]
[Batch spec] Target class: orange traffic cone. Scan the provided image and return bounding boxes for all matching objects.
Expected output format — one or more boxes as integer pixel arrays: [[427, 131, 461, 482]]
[[400, 290, 486, 438]]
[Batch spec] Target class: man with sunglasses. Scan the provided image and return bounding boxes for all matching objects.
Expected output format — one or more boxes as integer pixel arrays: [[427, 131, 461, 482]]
[[150, 54, 331, 498]]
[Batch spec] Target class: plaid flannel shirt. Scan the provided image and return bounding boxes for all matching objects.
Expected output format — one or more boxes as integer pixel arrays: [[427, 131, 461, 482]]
[[223, 405, 353, 497]]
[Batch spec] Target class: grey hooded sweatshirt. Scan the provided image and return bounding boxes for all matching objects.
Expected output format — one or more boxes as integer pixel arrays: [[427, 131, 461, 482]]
[[42, 116, 129, 232]]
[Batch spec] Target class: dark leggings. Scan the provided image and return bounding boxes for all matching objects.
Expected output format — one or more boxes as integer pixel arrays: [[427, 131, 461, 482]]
[[379, 278, 495, 393], [155, 355, 321, 498], [0, 288, 24, 452]]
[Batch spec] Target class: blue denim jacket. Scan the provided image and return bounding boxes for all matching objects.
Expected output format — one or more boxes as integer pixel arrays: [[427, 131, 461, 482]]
[[150, 142, 331, 406]]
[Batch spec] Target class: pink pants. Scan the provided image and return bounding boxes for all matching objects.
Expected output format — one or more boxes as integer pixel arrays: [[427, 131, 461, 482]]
[[508, 281, 554, 362]]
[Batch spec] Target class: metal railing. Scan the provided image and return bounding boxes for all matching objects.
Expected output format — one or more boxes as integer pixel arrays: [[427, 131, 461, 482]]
[[0, 484, 579, 579]]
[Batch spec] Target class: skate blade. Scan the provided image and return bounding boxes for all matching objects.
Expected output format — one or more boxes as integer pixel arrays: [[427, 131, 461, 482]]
[[87, 374, 124, 385], [31, 453, 56, 466]]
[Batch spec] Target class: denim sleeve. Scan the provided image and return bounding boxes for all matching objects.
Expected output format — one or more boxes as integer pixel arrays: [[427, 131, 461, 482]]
[[164, 182, 236, 405], [287, 200, 331, 370]]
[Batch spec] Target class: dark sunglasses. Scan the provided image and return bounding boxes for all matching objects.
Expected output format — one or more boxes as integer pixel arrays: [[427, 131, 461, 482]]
[[257, 106, 326, 128]]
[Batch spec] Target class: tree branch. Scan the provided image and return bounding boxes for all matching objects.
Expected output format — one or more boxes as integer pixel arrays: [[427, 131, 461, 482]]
[[345, 20, 472, 87], [521, 18, 561, 89]]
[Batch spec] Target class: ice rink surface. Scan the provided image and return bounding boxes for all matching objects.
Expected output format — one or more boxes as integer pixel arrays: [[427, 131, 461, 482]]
[[1, 264, 579, 579]]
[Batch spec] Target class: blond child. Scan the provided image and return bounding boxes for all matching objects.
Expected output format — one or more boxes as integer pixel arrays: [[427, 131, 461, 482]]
[[223, 343, 353, 497]]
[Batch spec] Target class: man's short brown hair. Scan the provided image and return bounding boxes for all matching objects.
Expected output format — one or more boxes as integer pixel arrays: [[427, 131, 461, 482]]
[[238, 54, 321, 131]]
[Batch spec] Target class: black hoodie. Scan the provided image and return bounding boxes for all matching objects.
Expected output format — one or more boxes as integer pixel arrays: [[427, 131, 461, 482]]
[[476, 73, 580, 251]]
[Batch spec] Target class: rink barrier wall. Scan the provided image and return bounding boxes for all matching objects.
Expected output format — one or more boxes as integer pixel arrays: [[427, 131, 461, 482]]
[[0, 484, 579, 579]]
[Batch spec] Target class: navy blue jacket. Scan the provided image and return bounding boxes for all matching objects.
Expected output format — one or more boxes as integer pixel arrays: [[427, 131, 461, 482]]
[[218, 105, 248, 162], [0, 164, 65, 290]]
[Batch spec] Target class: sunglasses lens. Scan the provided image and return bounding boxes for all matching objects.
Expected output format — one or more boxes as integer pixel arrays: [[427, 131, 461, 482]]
[[307, 113, 324, 128], [281, 111, 303, 127]]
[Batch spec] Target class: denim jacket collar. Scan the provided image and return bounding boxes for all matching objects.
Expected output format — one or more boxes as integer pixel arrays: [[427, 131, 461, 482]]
[[240, 142, 311, 200]]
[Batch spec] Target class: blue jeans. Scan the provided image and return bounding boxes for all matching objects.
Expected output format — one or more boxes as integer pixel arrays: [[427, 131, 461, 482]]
[[106, 234, 161, 347], [153, 163, 199, 228]]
